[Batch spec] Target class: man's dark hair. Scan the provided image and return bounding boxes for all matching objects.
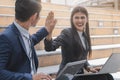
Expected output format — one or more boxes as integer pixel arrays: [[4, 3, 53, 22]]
[[15, 0, 41, 22]]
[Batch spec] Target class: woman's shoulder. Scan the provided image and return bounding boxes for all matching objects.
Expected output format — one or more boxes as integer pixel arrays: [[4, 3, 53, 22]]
[[60, 28, 73, 38], [62, 28, 72, 33]]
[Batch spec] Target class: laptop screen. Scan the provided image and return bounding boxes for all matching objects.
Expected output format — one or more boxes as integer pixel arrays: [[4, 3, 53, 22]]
[[74, 53, 120, 77], [99, 53, 120, 73], [56, 60, 86, 80]]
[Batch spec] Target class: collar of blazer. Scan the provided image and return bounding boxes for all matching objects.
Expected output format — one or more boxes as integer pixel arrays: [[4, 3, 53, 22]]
[[72, 29, 88, 51], [12, 23, 28, 56]]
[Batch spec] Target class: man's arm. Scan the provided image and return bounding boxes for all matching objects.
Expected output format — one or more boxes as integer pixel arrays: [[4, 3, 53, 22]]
[[31, 27, 49, 45]]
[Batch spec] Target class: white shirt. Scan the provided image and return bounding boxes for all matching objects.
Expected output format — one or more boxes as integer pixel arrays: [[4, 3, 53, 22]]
[[77, 31, 86, 50], [14, 21, 36, 74]]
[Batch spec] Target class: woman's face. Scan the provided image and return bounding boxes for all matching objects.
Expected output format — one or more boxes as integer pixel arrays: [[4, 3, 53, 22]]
[[72, 12, 88, 32]]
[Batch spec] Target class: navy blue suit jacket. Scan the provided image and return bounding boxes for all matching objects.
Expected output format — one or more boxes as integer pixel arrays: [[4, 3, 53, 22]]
[[0, 23, 48, 80]]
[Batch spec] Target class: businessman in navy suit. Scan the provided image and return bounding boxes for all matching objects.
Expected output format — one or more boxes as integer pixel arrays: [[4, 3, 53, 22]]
[[0, 0, 56, 80]]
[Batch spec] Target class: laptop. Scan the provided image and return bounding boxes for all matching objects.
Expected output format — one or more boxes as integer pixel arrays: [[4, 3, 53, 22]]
[[56, 60, 86, 80], [74, 53, 120, 77]]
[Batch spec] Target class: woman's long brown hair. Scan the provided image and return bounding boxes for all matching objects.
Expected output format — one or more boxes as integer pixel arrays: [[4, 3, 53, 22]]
[[70, 6, 92, 58]]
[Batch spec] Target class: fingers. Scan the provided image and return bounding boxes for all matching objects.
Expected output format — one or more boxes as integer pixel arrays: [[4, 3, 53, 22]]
[[41, 74, 52, 80], [49, 11, 54, 19], [45, 11, 57, 33], [89, 67, 99, 73], [33, 73, 52, 80], [92, 69, 98, 73], [94, 66, 102, 71], [54, 19, 57, 24], [46, 11, 54, 25], [46, 74, 52, 80], [47, 11, 54, 21]]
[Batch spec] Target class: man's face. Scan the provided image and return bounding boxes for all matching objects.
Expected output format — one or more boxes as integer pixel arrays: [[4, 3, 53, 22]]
[[31, 13, 40, 27]]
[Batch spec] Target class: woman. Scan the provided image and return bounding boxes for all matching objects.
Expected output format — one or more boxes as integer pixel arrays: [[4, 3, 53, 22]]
[[44, 6, 99, 74]]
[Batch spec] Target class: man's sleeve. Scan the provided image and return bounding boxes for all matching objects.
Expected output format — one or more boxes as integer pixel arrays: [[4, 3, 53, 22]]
[[31, 27, 48, 45]]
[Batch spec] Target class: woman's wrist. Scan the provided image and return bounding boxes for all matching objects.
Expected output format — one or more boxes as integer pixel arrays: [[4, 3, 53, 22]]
[[46, 33, 52, 41]]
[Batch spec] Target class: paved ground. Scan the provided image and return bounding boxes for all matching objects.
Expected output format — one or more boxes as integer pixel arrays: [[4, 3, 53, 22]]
[[38, 58, 120, 80]]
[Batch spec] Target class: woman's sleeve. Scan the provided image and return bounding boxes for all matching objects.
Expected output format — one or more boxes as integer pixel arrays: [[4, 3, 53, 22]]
[[44, 29, 68, 51]]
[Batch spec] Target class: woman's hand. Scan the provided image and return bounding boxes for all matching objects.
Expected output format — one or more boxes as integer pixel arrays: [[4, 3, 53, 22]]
[[86, 66, 102, 73], [45, 11, 57, 34], [45, 11, 57, 41]]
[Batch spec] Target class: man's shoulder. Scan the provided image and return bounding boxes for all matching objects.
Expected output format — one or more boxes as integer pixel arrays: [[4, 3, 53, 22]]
[[0, 23, 17, 40]]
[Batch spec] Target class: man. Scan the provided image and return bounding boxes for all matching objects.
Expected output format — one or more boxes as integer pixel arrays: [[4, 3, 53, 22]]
[[0, 0, 56, 80]]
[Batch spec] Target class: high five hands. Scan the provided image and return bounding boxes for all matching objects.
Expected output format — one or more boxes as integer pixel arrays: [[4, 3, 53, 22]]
[[45, 11, 57, 34]]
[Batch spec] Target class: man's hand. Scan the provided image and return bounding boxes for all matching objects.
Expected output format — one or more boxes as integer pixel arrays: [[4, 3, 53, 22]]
[[45, 11, 57, 34], [33, 73, 52, 80]]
